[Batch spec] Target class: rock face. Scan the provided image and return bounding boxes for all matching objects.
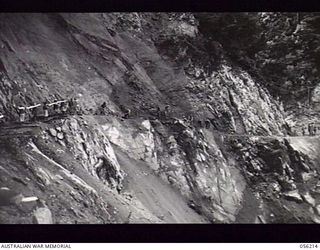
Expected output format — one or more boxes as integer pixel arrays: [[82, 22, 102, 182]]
[[33, 207, 53, 224], [283, 191, 303, 203], [0, 13, 319, 224], [62, 117, 124, 190]]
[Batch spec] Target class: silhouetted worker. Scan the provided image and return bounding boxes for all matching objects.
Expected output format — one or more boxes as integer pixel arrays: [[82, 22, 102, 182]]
[[99, 102, 107, 115], [61, 101, 68, 114], [302, 127, 305, 136], [53, 100, 60, 114], [17, 107, 26, 122], [164, 105, 170, 119], [293, 13, 302, 35], [123, 107, 131, 119], [43, 101, 49, 118], [68, 98, 75, 115], [119, 105, 131, 119], [73, 98, 82, 115], [31, 108, 38, 121], [28, 104, 41, 121], [156, 107, 161, 119], [308, 123, 313, 136]]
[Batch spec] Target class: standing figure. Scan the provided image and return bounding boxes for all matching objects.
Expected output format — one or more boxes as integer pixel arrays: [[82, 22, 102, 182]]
[[119, 105, 131, 119], [68, 98, 74, 115], [30, 107, 38, 121], [164, 105, 170, 119], [123, 107, 131, 119], [43, 101, 49, 118], [53, 100, 60, 115], [101, 102, 107, 109], [73, 98, 82, 115], [18, 107, 26, 122], [156, 107, 161, 119], [27, 103, 41, 121], [99, 102, 107, 115], [308, 123, 311, 136], [61, 101, 68, 115]]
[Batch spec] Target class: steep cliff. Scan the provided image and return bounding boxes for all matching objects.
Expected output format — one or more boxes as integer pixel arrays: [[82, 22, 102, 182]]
[[0, 13, 319, 224]]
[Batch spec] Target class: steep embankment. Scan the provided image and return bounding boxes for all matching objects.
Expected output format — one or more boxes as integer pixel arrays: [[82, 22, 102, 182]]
[[0, 13, 320, 223]]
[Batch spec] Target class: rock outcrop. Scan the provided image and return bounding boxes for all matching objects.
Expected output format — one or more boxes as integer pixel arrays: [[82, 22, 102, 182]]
[[0, 13, 319, 224]]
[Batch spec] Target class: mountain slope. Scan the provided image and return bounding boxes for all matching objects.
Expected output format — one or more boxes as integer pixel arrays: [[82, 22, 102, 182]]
[[0, 13, 320, 224]]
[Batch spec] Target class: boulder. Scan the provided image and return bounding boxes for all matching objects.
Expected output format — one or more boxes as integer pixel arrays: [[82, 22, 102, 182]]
[[58, 140, 66, 147], [301, 172, 313, 182], [57, 132, 64, 140], [33, 207, 53, 224], [21, 196, 39, 203], [302, 192, 315, 206], [141, 120, 151, 131], [314, 205, 320, 216], [166, 135, 176, 145], [278, 178, 296, 191], [283, 190, 303, 203], [49, 128, 57, 137]]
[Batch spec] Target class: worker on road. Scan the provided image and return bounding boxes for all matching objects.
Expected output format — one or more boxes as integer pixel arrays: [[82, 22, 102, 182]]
[[68, 98, 74, 115], [53, 100, 60, 114], [26, 104, 41, 121], [31, 107, 38, 121], [43, 101, 49, 118], [309, 123, 315, 136], [123, 107, 131, 119], [61, 101, 68, 115], [73, 98, 82, 115], [164, 105, 170, 119], [17, 107, 26, 122]]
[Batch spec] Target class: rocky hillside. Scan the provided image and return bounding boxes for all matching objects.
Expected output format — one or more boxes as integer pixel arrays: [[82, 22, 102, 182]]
[[0, 13, 320, 224]]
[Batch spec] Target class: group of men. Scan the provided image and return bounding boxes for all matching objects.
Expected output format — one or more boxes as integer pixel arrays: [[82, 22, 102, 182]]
[[0, 97, 81, 124], [301, 123, 320, 136], [93, 102, 215, 131]]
